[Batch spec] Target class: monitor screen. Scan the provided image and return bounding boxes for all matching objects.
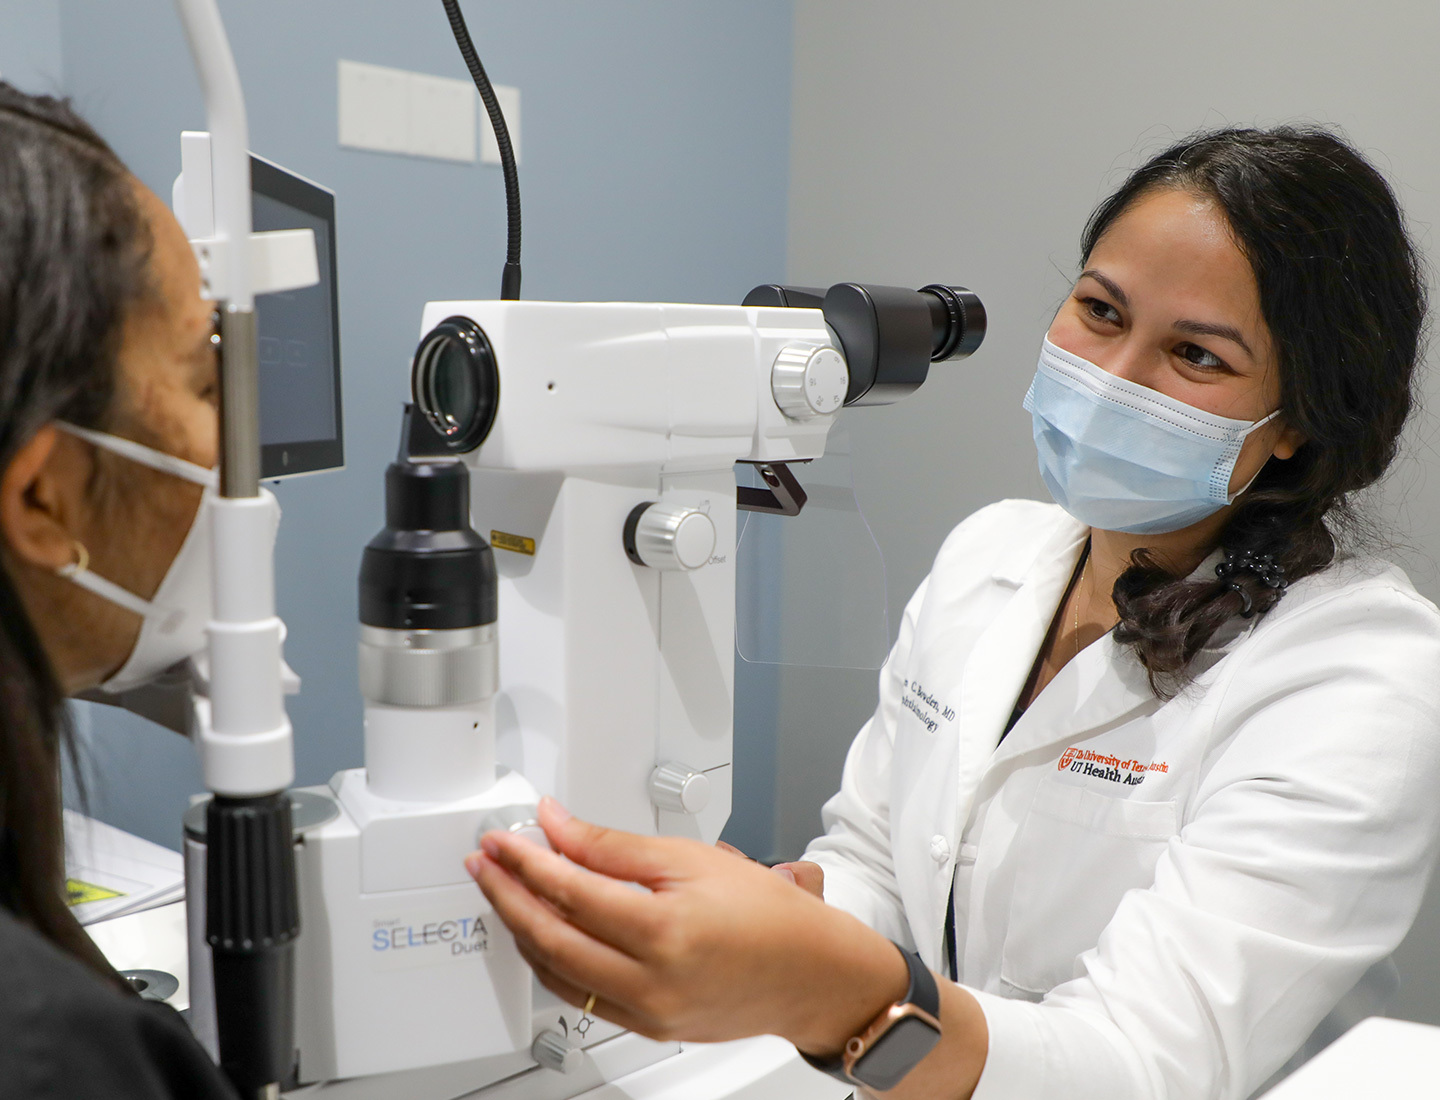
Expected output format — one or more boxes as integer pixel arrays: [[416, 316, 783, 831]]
[[250, 155, 343, 478]]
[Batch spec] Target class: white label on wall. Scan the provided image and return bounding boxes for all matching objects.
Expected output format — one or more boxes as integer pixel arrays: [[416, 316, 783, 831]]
[[338, 59, 480, 164]]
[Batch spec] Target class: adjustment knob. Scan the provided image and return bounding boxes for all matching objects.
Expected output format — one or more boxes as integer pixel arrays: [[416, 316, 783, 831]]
[[532, 1029, 583, 1074], [771, 344, 848, 420], [649, 761, 711, 814], [623, 502, 716, 571], [478, 805, 549, 849]]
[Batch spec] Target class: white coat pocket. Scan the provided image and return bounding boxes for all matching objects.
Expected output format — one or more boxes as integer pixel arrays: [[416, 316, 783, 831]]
[[1000, 779, 1177, 996]]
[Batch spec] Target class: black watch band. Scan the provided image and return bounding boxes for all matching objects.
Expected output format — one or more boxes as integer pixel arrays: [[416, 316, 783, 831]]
[[799, 942, 942, 1090]]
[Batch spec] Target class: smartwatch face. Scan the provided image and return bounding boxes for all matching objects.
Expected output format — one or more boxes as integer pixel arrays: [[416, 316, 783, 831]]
[[851, 1015, 942, 1091]]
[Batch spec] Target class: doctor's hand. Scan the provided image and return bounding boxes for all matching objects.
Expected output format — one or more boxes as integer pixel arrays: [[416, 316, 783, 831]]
[[465, 797, 905, 1053], [715, 839, 825, 899]]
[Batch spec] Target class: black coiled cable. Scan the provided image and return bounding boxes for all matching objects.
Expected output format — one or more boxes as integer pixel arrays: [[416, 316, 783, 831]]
[[441, 0, 522, 299]]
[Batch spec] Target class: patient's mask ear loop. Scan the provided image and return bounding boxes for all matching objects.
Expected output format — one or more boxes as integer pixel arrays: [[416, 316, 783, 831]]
[[55, 536, 163, 619], [50, 421, 222, 692], [48, 421, 217, 620], [54, 421, 218, 489]]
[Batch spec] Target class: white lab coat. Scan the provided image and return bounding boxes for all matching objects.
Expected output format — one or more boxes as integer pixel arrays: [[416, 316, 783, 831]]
[[803, 500, 1440, 1100]]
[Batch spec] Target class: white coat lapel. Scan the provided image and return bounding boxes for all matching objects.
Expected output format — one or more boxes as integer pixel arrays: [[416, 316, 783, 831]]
[[991, 631, 1157, 770], [898, 511, 1088, 966], [950, 515, 1089, 799], [991, 547, 1238, 768]]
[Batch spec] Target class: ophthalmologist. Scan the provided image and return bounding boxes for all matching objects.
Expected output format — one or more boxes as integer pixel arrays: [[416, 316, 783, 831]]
[[468, 126, 1440, 1099]]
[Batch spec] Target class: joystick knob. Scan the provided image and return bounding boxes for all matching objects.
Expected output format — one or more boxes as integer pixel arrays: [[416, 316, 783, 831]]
[[649, 761, 711, 815], [771, 344, 848, 420], [532, 1029, 583, 1074], [623, 502, 716, 572]]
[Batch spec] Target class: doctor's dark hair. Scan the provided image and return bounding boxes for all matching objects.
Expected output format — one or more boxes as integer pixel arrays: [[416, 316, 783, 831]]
[[1083, 126, 1427, 695], [0, 84, 150, 985]]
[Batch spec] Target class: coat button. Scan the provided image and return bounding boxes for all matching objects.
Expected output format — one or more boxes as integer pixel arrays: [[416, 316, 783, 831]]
[[929, 835, 951, 863]]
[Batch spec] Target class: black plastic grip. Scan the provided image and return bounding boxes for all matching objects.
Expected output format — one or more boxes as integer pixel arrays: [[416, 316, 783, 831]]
[[823, 283, 934, 406], [206, 792, 299, 1093], [358, 439, 497, 631]]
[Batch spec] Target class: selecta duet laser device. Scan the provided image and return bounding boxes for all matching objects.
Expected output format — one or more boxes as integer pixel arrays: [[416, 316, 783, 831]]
[[165, 2, 986, 1096]]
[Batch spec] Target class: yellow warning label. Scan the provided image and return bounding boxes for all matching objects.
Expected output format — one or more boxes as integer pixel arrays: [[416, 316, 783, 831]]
[[491, 530, 536, 556], [66, 878, 125, 906]]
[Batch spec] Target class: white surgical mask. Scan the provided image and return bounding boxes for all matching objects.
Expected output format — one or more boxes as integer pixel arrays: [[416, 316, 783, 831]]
[[1022, 337, 1281, 535], [53, 422, 276, 693]]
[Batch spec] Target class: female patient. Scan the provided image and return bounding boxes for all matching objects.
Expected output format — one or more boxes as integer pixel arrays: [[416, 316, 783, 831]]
[[0, 86, 238, 1097]]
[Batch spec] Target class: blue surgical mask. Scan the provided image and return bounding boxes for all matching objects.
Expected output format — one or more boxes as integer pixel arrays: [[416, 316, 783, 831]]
[[1022, 337, 1280, 535]]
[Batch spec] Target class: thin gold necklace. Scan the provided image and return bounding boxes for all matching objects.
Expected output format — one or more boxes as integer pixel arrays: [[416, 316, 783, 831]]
[[1073, 554, 1088, 662]]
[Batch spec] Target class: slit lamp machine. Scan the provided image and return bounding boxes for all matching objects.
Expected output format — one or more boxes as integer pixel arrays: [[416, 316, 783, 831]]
[[144, 2, 987, 1097]]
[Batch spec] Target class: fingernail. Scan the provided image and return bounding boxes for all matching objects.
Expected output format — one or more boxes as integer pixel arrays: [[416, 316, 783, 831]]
[[464, 853, 484, 877], [480, 834, 501, 857], [540, 795, 571, 821], [772, 865, 796, 884]]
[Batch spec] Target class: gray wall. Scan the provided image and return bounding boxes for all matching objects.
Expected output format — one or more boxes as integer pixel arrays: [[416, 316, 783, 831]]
[[780, 0, 1440, 1024], [49, 0, 794, 855]]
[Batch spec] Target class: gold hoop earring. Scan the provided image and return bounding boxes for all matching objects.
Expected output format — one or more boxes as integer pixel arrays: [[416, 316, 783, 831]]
[[57, 539, 89, 578]]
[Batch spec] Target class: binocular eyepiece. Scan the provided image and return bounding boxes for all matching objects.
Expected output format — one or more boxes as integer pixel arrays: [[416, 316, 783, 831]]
[[744, 282, 986, 406]]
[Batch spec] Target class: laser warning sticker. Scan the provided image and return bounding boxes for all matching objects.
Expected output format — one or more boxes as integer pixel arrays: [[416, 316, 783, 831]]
[[61, 810, 184, 925], [491, 530, 536, 556], [66, 879, 126, 906]]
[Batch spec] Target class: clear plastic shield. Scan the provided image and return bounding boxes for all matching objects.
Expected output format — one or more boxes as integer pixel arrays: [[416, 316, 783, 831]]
[[735, 420, 890, 669]]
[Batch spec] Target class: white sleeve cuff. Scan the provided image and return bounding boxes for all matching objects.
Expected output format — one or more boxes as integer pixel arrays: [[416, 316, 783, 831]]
[[967, 988, 1151, 1100], [968, 989, 1051, 1100]]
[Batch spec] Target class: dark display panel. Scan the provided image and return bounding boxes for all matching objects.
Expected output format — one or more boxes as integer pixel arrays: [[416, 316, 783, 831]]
[[251, 156, 343, 478]]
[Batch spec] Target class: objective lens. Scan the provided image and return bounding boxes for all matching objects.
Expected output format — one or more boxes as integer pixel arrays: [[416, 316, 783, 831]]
[[419, 339, 476, 436], [411, 316, 500, 453]]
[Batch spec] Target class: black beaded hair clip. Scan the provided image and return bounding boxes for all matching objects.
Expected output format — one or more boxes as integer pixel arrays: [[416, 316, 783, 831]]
[[1215, 549, 1287, 618]]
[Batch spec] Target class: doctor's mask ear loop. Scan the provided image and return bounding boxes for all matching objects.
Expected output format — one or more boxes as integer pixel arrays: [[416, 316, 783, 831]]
[[1090, 125, 1424, 698]]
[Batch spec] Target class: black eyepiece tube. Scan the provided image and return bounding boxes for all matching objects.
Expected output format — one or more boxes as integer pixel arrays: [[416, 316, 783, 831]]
[[822, 282, 987, 407], [919, 284, 986, 361]]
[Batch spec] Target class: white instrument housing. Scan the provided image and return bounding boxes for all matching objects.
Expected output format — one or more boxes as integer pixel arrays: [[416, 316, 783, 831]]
[[419, 299, 846, 842], [286, 298, 855, 1092]]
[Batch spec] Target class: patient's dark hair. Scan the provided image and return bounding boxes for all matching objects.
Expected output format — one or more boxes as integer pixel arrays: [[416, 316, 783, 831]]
[[1084, 127, 1426, 695], [0, 83, 151, 983]]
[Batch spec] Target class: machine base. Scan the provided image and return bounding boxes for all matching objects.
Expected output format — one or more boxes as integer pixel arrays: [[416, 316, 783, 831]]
[[87, 904, 850, 1100], [282, 1033, 851, 1100]]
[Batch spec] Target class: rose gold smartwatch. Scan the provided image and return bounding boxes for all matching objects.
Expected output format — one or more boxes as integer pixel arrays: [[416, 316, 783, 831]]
[[800, 942, 942, 1092]]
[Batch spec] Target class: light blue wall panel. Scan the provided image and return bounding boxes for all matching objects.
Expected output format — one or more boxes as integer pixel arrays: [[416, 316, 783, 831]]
[[0, 0, 63, 93]]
